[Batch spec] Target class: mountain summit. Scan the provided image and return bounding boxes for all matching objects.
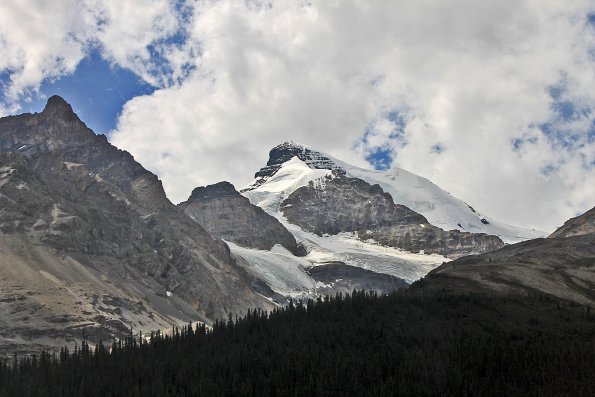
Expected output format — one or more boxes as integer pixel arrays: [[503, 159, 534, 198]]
[[243, 141, 544, 243], [42, 95, 76, 118]]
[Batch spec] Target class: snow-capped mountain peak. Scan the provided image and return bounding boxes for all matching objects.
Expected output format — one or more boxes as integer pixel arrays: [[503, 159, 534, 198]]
[[242, 141, 344, 191], [243, 156, 332, 214], [243, 141, 545, 243]]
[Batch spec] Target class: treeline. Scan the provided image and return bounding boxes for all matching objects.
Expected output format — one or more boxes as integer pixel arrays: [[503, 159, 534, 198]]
[[0, 290, 594, 396]]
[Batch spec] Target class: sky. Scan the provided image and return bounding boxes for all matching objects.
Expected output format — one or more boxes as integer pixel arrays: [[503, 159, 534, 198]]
[[1, 0, 594, 233]]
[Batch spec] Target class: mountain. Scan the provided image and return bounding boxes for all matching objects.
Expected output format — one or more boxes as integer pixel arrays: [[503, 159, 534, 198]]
[[234, 142, 512, 286], [179, 181, 408, 303], [2, 99, 578, 356], [243, 141, 545, 243], [417, 207, 595, 305], [0, 96, 272, 354], [548, 206, 595, 238], [281, 173, 503, 257], [179, 181, 300, 254], [175, 140, 521, 301]]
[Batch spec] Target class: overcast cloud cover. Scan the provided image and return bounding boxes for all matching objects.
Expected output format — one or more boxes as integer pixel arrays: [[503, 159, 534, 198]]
[[1, 0, 595, 232]]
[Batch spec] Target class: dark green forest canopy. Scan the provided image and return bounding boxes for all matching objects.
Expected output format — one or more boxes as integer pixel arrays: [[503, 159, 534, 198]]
[[1, 290, 594, 397]]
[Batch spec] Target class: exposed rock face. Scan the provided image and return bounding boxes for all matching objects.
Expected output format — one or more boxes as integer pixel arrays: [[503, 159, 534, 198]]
[[244, 141, 545, 244], [243, 141, 344, 190], [549, 206, 595, 238], [180, 182, 299, 254], [282, 174, 504, 258], [307, 262, 409, 295], [0, 96, 272, 354]]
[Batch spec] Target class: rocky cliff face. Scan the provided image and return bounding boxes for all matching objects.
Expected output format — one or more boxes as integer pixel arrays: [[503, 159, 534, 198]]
[[243, 141, 345, 191], [282, 174, 504, 258], [0, 96, 272, 354], [179, 181, 299, 254]]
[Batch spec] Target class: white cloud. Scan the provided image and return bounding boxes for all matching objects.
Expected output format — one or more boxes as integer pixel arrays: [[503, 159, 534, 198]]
[[0, 0, 185, 101], [1, 0, 594, 232], [110, 0, 595, 232], [0, 0, 94, 100], [91, 0, 191, 86]]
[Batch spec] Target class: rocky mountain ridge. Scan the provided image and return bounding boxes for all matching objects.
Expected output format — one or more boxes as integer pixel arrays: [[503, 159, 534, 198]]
[[0, 96, 272, 354], [282, 174, 504, 258], [548, 206, 595, 239], [418, 208, 595, 306]]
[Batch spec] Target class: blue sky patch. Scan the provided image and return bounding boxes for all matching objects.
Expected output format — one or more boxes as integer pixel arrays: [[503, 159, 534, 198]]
[[365, 147, 393, 170], [10, 50, 155, 135], [535, 80, 595, 151], [359, 109, 410, 170]]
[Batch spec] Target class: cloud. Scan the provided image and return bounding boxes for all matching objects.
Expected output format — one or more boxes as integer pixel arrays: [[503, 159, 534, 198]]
[[1, 1, 594, 232], [0, 0, 186, 102], [0, 0, 93, 100], [109, 0, 595, 232]]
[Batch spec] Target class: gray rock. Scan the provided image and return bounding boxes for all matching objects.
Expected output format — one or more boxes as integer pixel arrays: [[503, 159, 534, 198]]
[[307, 262, 408, 295], [0, 96, 273, 355], [282, 174, 504, 258], [180, 181, 300, 254], [419, 233, 595, 306]]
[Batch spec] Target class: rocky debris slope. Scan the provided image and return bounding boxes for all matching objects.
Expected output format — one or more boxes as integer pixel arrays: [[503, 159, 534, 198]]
[[179, 182, 300, 254], [417, 208, 595, 306], [282, 174, 504, 258], [0, 96, 272, 354], [244, 141, 545, 243]]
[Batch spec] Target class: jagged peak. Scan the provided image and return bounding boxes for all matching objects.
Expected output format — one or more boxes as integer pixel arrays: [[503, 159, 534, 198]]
[[273, 141, 309, 150], [241, 141, 344, 191], [42, 95, 76, 118], [264, 141, 343, 173], [187, 181, 241, 202]]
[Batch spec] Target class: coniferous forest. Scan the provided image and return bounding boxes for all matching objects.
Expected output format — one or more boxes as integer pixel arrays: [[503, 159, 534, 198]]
[[0, 290, 594, 397]]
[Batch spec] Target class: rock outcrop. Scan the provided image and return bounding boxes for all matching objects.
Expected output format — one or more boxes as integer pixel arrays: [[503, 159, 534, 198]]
[[180, 181, 299, 254], [307, 262, 409, 295], [282, 174, 504, 258]]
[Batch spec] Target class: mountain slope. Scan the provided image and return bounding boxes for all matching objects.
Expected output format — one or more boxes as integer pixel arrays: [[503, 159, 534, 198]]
[[179, 181, 409, 302], [0, 96, 272, 353], [242, 143, 505, 262], [417, 208, 595, 305], [244, 141, 545, 243], [240, 156, 447, 283], [549, 206, 595, 238], [179, 181, 300, 254], [282, 173, 504, 258]]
